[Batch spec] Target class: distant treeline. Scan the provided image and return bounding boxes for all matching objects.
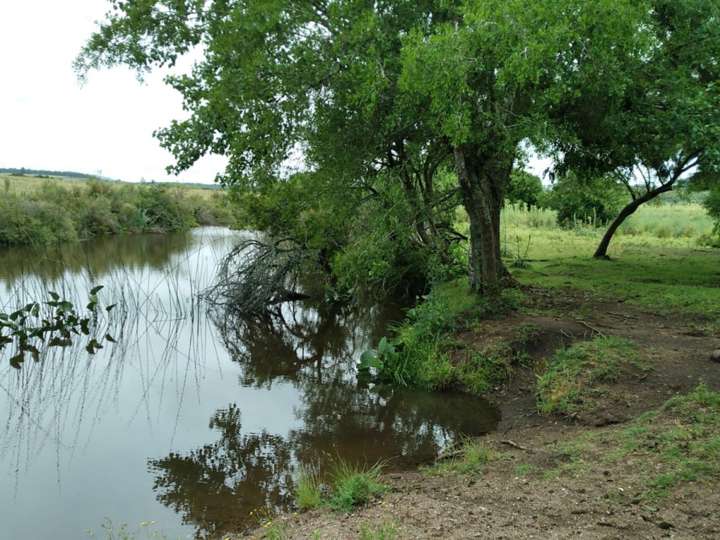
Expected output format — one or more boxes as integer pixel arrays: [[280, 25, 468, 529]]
[[1, 168, 220, 189], [0, 167, 97, 179]]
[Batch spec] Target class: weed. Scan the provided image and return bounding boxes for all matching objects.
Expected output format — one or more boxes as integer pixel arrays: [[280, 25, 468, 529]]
[[537, 337, 644, 415], [429, 440, 498, 476], [514, 463, 538, 477], [359, 521, 399, 540], [263, 521, 288, 540], [296, 466, 323, 511], [328, 460, 386, 513]]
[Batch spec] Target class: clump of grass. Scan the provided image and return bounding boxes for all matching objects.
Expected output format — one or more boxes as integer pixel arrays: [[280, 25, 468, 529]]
[[295, 466, 323, 511], [294, 460, 387, 515], [359, 521, 399, 540], [428, 440, 499, 476], [327, 460, 386, 513], [365, 278, 525, 394], [262, 520, 288, 540], [537, 336, 644, 415]]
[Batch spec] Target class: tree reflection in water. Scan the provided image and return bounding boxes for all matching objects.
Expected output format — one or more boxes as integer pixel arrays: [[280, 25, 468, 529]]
[[148, 301, 499, 538]]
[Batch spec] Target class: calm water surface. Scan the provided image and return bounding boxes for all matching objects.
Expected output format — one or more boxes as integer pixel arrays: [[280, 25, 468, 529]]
[[0, 228, 499, 539]]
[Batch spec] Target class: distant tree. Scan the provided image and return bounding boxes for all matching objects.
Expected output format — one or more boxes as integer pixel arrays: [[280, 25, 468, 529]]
[[506, 171, 544, 210], [547, 173, 627, 228]]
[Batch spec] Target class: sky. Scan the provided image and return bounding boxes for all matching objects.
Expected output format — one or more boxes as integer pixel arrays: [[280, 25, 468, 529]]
[[0, 1, 551, 185], [0, 0, 226, 183]]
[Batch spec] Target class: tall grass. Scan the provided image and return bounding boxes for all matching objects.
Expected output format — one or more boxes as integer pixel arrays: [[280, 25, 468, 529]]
[[0, 175, 235, 247]]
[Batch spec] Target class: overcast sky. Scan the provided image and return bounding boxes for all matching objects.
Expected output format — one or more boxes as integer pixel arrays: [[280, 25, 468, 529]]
[[0, 1, 551, 185], [0, 0, 226, 183]]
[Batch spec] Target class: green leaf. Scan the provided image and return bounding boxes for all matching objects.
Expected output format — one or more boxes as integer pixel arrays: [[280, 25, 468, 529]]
[[90, 285, 105, 296]]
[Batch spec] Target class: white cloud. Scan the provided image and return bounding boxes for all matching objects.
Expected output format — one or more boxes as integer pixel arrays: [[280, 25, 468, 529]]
[[0, 0, 226, 183]]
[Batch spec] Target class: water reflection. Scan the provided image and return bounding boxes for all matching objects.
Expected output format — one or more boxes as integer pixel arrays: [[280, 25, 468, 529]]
[[0, 231, 195, 285], [149, 302, 499, 538], [0, 228, 498, 540]]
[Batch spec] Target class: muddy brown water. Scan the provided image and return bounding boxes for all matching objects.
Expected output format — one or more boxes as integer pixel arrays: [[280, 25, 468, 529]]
[[0, 228, 499, 539]]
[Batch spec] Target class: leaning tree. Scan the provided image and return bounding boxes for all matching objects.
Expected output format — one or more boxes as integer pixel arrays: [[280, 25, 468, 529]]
[[77, 0, 674, 295], [549, 0, 720, 258]]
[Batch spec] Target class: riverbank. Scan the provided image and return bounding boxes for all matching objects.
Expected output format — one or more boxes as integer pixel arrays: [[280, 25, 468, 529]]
[[250, 242, 720, 539], [0, 173, 235, 247]]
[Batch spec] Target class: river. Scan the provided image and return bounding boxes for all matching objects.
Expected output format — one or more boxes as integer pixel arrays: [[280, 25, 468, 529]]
[[0, 227, 498, 539]]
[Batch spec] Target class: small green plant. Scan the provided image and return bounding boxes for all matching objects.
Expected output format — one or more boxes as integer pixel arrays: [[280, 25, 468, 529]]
[[263, 520, 288, 540], [359, 521, 399, 540], [430, 440, 498, 476], [327, 460, 386, 513], [296, 466, 323, 510], [0, 286, 116, 368]]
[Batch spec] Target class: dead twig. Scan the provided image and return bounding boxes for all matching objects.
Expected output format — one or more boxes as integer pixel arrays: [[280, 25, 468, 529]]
[[500, 439, 535, 453], [576, 319, 607, 338]]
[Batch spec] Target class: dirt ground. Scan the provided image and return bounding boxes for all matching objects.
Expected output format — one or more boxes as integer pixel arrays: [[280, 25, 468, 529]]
[[249, 288, 720, 539]]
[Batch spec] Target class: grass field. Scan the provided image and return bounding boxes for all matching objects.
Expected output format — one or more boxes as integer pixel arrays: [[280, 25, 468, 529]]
[[489, 204, 720, 318]]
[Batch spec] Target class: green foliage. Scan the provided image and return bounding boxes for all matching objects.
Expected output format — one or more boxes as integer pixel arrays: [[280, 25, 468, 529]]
[[546, 173, 628, 228], [703, 185, 720, 245], [0, 287, 116, 368], [0, 177, 232, 247], [507, 170, 545, 209], [295, 466, 323, 511], [361, 279, 523, 393], [537, 337, 643, 414], [327, 461, 386, 513]]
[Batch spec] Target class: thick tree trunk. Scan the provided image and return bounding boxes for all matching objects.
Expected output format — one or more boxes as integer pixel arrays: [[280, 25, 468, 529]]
[[454, 145, 510, 295], [594, 182, 674, 259]]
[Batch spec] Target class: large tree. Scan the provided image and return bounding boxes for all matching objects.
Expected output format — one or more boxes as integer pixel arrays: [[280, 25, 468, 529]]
[[77, 0, 672, 295]]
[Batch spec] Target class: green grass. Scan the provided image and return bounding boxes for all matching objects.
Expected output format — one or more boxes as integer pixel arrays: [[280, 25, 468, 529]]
[[537, 337, 645, 415], [293, 460, 387, 515], [487, 203, 720, 319], [359, 521, 400, 540], [327, 460, 387, 513], [296, 466, 323, 511], [542, 385, 720, 500], [427, 440, 500, 476]]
